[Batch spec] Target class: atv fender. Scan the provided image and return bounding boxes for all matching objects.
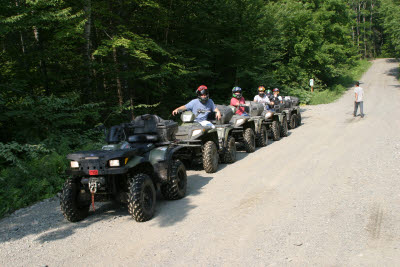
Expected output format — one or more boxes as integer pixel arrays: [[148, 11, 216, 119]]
[[216, 127, 233, 144], [276, 114, 284, 122]]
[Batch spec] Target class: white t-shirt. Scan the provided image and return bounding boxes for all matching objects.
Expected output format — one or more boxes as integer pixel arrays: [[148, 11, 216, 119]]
[[253, 94, 270, 105], [354, 86, 364, 102]]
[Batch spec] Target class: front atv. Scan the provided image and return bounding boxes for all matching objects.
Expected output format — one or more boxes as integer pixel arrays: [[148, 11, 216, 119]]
[[61, 114, 187, 223]]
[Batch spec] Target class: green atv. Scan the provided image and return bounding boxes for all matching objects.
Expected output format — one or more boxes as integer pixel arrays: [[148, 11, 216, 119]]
[[211, 105, 237, 163], [263, 103, 289, 141], [61, 114, 187, 223], [226, 105, 257, 153], [282, 96, 301, 129], [173, 111, 220, 173], [243, 101, 268, 147]]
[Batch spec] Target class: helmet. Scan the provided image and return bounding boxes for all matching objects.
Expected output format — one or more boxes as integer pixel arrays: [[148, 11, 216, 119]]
[[273, 88, 279, 92], [196, 85, 209, 103], [266, 89, 272, 95], [258, 86, 266, 96], [232, 86, 242, 99]]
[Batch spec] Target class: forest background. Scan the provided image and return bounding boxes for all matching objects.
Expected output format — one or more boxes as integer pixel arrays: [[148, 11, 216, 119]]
[[1, 0, 400, 217]]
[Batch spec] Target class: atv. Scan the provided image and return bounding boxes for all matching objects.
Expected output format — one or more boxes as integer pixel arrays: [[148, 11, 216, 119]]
[[173, 111, 220, 173], [262, 102, 288, 141], [282, 96, 301, 129], [226, 105, 257, 153], [210, 105, 237, 163], [242, 101, 269, 147], [60, 114, 187, 223]]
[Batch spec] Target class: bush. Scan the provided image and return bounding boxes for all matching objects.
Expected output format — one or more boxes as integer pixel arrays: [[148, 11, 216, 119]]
[[0, 152, 66, 217]]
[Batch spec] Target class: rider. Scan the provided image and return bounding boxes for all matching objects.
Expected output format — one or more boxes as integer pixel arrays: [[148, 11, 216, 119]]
[[230, 86, 249, 116], [253, 86, 271, 110], [172, 85, 221, 123], [269, 88, 283, 106], [266, 89, 272, 99]]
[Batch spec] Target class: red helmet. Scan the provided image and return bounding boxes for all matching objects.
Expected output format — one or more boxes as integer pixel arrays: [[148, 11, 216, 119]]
[[196, 85, 209, 103]]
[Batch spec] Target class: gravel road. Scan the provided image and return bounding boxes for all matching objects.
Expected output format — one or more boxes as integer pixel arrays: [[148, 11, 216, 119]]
[[1, 58, 399, 266]]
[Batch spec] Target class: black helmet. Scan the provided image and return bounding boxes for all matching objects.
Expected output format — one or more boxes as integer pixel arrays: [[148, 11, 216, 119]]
[[232, 86, 242, 99], [196, 85, 209, 103]]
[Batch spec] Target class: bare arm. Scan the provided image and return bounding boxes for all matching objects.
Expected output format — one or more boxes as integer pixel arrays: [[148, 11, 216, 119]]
[[172, 105, 187, 115], [214, 107, 221, 120]]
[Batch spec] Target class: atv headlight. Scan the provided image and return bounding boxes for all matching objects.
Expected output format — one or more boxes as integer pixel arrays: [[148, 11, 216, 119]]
[[109, 159, 120, 167], [191, 129, 203, 137], [264, 112, 273, 119], [70, 161, 79, 168], [235, 118, 245, 127]]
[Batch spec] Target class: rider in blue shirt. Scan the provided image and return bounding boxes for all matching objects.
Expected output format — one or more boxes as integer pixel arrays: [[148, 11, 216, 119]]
[[172, 85, 221, 122]]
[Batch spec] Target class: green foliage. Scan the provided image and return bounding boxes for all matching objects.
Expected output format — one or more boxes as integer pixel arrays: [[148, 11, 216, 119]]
[[0, 0, 394, 217], [379, 0, 400, 57], [309, 59, 372, 105], [0, 151, 66, 217]]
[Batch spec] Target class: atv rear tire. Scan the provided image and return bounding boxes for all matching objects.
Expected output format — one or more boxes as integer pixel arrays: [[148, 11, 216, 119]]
[[203, 141, 219, 173], [60, 178, 90, 222], [128, 173, 156, 222], [289, 114, 297, 129], [256, 125, 268, 147], [271, 120, 281, 141], [221, 135, 236, 163], [161, 160, 187, 200], [243, 128, 256, 153], [280, 116, 289, 137]]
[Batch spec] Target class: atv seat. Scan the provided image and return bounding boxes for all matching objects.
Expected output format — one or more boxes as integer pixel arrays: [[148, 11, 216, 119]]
[[128, 134, 158, 143]]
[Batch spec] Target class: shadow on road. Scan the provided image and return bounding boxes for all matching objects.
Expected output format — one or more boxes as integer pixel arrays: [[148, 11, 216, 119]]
[[385, 67, 399, 78], [153, 174, 212, 227], [0, 172, 214, 243]]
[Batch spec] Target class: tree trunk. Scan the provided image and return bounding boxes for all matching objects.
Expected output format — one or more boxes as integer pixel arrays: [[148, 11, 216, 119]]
[[15, 0, 25, 54], [165, 0, 173, 45], [356, 1, 360, 55], [83, 0, 92, 99], [112, 46, 123, 107], [370, 0, 376, 58], [363, 1, 367, 58], [33, 25, 49, 94]]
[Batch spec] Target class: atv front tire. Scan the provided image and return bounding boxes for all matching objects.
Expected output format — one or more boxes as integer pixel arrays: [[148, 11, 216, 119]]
[[221, 135, 236, 163], [60, 178, 90, 222], [161, 159, 187, 200], [289, 114, 297, 129], [243, 128, 256, 153], [280, 116, 289, 137], [128, 173, 156, 222], [297, 112, 302, 126], [271, 120, 281, 141], [203, 141, 219, 173], [256, 125, 268, 147]]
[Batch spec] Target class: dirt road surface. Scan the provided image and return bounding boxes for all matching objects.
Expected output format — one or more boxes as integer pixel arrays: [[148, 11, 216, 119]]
[[1, 58, 400, 266]]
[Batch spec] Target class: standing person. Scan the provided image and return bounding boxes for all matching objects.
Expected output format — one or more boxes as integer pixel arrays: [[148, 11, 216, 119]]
[[172, 85, 221, 124], [230, 86, 249, 116], [253, 86, 271, 110], [354, 81, 364, 118]]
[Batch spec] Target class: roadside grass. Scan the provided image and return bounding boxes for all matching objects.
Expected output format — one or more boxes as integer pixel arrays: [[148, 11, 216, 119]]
[[309, 59, 372, 105]]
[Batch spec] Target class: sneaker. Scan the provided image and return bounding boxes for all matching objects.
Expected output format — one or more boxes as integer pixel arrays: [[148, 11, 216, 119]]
[[361, 115, 364, 118]]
